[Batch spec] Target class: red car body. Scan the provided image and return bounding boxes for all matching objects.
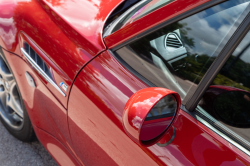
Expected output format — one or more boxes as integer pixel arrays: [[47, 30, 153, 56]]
[[0, 0, 249, 165]]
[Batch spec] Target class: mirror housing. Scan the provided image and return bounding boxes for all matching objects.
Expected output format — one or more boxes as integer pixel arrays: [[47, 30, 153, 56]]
[[122, 87, 181, 146]]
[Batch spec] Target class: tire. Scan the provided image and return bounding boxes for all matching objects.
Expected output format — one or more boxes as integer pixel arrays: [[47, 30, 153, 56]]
[[0, 48, 35, 142]]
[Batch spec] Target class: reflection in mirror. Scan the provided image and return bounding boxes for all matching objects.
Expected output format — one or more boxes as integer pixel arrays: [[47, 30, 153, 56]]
[[146, 95, 176, 120], [140, 95, 177, 142]]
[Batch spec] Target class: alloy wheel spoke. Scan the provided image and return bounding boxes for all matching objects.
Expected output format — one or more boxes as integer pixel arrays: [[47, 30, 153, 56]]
[[1, 72, 13, 82], [0, 90, 7, 108], [7, 91, 23, 119], [0, 59, 12, 81], [7, 79, 16, 92], [0, 56, 24, 130], [12, 113, 23, 123], [0, 79, 4, 85]]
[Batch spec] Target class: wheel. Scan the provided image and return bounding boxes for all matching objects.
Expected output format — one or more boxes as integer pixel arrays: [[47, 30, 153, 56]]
[[0, 52, 35, 142]]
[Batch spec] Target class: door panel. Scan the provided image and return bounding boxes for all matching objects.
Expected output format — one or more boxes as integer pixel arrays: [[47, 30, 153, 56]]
[[68, 51, 250, 165]]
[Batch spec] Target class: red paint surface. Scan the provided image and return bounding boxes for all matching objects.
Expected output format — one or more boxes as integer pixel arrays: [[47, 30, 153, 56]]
[[40, 0, 123, 52], [1, 0, 250, 165], [2, 49, 81, 164], [0, 0, 123, 80], [68, 51, 250, 165], [33, 125, 82, 166]]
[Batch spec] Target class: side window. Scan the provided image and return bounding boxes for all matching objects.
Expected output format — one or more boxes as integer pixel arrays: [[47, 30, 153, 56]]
[[115, 0, 250, 103], [196, 30, 250, 150]]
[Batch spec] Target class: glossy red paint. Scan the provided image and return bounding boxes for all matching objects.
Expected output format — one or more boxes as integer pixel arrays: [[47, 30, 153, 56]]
[[39, 0, 123, 52], [171, 110, 250, 166], [33, 125, 82, 166], [0, 0, 123, 81], [123, 87, 181, 146], [104, 0, 210, 49], [1, 49, 81, 163], [0, 0, 250, 165], [68, 51, 250, 165], [194, 112, 250, 163], [0, 0, 16, 50]]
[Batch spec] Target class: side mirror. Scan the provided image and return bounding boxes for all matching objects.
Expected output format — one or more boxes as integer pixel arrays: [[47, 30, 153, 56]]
[[122, 87, 181, 146]]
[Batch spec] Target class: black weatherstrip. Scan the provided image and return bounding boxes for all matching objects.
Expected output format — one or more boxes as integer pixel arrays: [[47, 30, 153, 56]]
[[111, 0, 226, 51]]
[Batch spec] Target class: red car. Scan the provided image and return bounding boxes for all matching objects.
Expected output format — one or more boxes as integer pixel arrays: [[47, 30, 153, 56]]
[[0, 0, 250, 165]]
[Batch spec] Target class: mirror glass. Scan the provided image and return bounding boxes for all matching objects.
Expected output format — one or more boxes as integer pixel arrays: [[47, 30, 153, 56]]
[[140, 95, 177, 142], [214, 91, 250, 127]]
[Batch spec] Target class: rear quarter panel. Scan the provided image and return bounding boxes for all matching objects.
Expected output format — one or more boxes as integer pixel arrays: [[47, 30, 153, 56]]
[[0, 48, 81, 165]]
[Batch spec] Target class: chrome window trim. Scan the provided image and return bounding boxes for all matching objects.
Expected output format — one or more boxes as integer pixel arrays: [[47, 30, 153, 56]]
[[21, 48, 66, 97], [196, 106, 250, 156], [110, 0, 226, 52], [103, 0, 148, 38]]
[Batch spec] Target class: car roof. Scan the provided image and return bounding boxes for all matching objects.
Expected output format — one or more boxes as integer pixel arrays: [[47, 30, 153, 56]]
[[43, 0, 124, 52]]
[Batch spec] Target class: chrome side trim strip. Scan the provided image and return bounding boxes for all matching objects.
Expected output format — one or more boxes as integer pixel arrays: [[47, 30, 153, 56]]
[[21, 48, 66, 97], [196, 106, 250, 156]]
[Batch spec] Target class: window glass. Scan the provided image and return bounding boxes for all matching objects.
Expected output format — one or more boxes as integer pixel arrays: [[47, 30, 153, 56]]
[[116, 0, 250, 102], [196, 30, 250, 149]]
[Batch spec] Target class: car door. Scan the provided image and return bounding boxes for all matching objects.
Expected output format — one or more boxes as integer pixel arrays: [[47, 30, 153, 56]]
[[68, 0, 250, 165]]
